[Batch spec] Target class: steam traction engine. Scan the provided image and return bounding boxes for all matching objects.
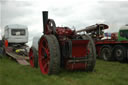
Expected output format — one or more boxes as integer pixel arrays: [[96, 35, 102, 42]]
[[34, 11, 96, 75]]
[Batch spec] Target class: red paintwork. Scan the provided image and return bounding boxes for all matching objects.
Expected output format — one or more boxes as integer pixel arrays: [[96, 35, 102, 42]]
[[95, 40, 128, 56], [65, 40, 89, 70], [39, 36, 50, 74], [4, 40, 8, 48], [95, 40, 128, 44], [72, 40, 89, 57], [96, 45, 102, 57], [111, 33, 118, 40], [56, 27, 75, 36], [66, 63, 87, 70], [29, 48, 34, 67]]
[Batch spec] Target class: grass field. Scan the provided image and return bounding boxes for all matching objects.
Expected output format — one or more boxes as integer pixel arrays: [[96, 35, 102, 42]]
[[1, 57, 128, 85]]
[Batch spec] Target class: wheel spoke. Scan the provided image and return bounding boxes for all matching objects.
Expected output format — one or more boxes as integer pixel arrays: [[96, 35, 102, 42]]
[[43, 61, 49, 72], [29, 48, 34, 67], [31, 53, 34, 60], [39, 35, 60, 74], [40, 56, 45, 60], [39, 36, 50, 74], [43, 47, 50, 57], [42, 39, 48, 49]]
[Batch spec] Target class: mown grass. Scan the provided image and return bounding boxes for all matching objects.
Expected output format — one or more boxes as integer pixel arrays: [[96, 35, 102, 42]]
[[0, 57, 128, 85]]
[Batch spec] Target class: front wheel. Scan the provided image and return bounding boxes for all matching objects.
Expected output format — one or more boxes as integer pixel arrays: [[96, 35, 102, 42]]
[[29, 47, 38, 68], [82, 34, 96, 71], [38, 35, 60, 75]]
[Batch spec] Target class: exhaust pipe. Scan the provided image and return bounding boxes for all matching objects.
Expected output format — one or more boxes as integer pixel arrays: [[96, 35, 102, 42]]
[[42, 11, 48, 33]]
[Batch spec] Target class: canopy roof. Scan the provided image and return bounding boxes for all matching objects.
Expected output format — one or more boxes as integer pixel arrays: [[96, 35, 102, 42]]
[[5, 24, 28, 29]]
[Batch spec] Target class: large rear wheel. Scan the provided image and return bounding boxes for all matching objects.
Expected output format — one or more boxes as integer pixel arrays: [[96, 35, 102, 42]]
[[82, 34, 96, 71], [38, 35, 60, 75]]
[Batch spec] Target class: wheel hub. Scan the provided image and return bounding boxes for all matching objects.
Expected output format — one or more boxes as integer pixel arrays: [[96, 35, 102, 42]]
[[116, 49, 122, 57], [102, 48, 111, 61], [30, 56, 33, 59], [42, 48, 48, 59]]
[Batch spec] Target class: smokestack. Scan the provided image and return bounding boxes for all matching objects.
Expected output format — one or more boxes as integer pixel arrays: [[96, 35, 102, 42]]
[[42, 11, 48, 33]]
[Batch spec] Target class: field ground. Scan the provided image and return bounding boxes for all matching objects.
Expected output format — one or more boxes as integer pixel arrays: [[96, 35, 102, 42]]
[[0, 57, 128, 85]]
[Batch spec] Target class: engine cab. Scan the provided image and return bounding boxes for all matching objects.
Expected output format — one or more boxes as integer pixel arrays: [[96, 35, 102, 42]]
[[118, 25, 128, 41], [4, 24, 28, 44]]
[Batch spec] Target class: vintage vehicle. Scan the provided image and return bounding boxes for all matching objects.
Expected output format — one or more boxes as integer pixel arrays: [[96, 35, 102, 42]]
[[29, 11, 96, 75]]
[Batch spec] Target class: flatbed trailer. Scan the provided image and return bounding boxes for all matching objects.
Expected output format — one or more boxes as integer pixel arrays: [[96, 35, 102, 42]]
[[77, 24, 128, 62], [95, 39, 128, 61], [4, 46, 29, 65]]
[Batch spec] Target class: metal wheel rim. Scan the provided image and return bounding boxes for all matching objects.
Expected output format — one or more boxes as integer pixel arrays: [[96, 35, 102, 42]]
[[29, 48, 34, 67], [116, 49, 122, 57], [103, 48, 110, 60], [39, 37, 50, 74]]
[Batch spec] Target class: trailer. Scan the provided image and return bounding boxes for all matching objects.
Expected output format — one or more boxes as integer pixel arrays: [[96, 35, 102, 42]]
[[77, 24, 128, 62], [2, 24, 29, 65]]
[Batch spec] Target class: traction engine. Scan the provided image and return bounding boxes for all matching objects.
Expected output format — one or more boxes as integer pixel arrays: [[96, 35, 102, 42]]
[[36, 11, 96, 75]]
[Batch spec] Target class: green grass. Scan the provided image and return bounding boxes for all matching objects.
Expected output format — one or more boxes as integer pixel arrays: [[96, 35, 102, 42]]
[[1, 57, 128, 85]]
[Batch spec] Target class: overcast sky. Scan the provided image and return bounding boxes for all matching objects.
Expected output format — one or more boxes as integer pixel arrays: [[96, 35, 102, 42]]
[[0, 0, 128, 46]]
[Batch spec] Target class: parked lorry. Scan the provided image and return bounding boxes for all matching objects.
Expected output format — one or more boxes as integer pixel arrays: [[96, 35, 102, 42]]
[[77, 24, 128, 62], [2, 24, 29, 65]]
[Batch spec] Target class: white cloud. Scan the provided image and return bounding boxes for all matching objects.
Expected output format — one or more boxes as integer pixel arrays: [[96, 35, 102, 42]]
[[1, 0, 128, 46]]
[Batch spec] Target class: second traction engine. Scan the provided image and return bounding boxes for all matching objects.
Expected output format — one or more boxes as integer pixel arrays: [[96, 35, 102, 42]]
[[37, 11, 96, 75]]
